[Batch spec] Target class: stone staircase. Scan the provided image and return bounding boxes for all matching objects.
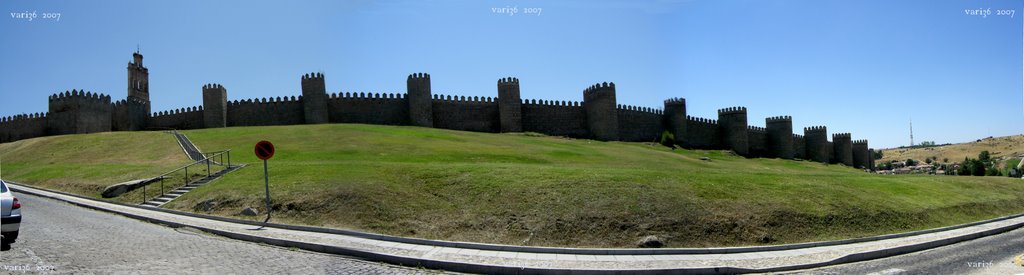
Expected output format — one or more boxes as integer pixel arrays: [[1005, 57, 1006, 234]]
[[170, 131, 204, 161], [142, 164, 242, 207], [140, 131, 243, 208]]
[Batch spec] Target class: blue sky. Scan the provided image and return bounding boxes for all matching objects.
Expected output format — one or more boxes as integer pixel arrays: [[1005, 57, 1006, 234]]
[[0, 0, 1020, 148]]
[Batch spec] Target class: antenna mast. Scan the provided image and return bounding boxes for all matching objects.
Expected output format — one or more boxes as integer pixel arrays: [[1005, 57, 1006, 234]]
[[909, 117, 914, 147]]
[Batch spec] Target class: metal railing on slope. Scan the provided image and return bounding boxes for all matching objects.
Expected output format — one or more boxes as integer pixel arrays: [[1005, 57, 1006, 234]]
[[136, 150, 234, 204]]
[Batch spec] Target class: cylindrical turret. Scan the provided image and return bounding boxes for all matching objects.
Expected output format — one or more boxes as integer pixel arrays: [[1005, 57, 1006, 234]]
[[301, 72, 328, 124], [202, 83, 228, 128], [765, 116, 793, 159], [583, 82, 619, 141], [497, 77, 522, 132], [407, 73, 433, 127], [804, 126, 828, 163], [833, 133, 853, 166], [852, 139, 870, 170], [664, 97, 687, 146], [718, 106, 749, 156]]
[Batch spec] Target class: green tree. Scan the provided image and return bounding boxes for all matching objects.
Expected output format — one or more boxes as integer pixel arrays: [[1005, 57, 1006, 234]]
[[659, 130, 676, 150], [957, 157, 972, 176], [971, 159, 986, 176], [905, 158, 917, 166], [979, 151, 991, 162], [943, 157, 949, 163], [872, 150, 884, 160], [986, 165, 1001, 176]]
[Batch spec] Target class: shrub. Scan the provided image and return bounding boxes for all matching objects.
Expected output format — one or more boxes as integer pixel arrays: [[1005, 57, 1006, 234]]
[[659, 130, 676, 150]]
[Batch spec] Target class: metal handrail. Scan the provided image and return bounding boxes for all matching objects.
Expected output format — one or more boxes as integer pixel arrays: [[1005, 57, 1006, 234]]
[[140, 149, 233, 204]]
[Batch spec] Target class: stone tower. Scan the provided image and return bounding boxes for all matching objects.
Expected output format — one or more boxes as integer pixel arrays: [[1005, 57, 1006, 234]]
[[833, 133, 853, 166], [804, 126, 829, 163], [663, 97, 687, 146], [868, 149, 876, 171], [202, 83, 227, 128], [497, 77, 522, 132], [718, 107, 749, 156], [765, 116, 793, 159], [47, 90, 112, 135], [300, 72, 328, 124], [407, 73, 433, 128], [125, 51, 150, 130], [127, 51, 149, 103], [852, 139, 870, 169], [582, 82, 618, 141]]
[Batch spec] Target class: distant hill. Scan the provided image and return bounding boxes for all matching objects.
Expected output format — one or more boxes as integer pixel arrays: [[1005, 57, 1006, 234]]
[[878, 135, 1024, 168]]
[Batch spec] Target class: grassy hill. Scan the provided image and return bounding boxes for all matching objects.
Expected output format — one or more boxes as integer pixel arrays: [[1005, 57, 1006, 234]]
[[879, 135, 1024, 167], [3, 124, 1024, 248], [0, 131, 189, 203]]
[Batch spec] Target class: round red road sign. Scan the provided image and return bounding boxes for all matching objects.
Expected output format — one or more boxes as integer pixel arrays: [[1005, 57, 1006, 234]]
[[254, 140, 275, 160]]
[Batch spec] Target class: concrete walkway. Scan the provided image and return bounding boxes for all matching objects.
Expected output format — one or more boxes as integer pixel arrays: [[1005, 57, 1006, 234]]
[[8, 182, 1024, 274], [169, 130, 204, 161]]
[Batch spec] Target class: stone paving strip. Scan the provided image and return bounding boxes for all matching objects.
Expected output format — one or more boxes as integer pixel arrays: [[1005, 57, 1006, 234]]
[[9, 182, 1024, 274]]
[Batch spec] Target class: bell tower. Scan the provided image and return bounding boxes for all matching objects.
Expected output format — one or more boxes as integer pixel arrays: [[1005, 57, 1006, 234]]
[[127, 51, 149, 102], [124, 51, 151, 130]]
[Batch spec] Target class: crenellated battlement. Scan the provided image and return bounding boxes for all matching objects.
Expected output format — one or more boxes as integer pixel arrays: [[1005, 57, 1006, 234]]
[[112, 96, 148, 107], [408, 72, 430, 80], [583, 82, 615, 97], [686, 115, 718, 125], [497, 77, 519, 86], [853, 139, 868, 145], [0, 112, 46, 123], [664, 97, 685, 105], [301, 72, 324, 81], [832, 133, 851, 139], [153, 106, 203, 117], [202, 83, 225, 91], [524, 99, 582, 107], [747, 125, 766, 132], [617, 104, 660, 114], [49, 89, 112, 104], [229, 96, 302, 106], [717, 106, 747, 115], [804, 126, 827, 133], [766, 115, 792, 123], [433, 94, 496, 104], [332, 92, 405, 100]]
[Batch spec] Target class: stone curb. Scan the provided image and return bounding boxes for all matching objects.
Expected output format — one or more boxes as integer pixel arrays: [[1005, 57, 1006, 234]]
[[9, 181, 1021, 255], [8, 182, 1024, 274]]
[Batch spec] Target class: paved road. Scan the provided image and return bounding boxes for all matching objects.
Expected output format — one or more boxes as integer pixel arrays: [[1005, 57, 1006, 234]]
[[787, 225, 1024, 274], [0, 193, 452, 274]]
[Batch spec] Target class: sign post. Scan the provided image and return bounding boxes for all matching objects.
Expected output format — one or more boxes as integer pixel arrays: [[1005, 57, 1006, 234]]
[[254, 140, 275, 225]]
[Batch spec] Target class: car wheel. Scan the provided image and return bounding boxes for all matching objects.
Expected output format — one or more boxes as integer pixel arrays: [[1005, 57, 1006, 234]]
[[2, 231, 17, 244]]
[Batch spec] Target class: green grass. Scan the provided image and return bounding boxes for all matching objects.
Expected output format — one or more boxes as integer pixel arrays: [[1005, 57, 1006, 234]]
[[0, 131, 190, 203], [4, 124, 1024, 248]]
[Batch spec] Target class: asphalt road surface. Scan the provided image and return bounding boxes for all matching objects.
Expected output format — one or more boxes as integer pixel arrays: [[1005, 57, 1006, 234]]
[[0, 193, 450, 274], [788, 225, 1024, 274]]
